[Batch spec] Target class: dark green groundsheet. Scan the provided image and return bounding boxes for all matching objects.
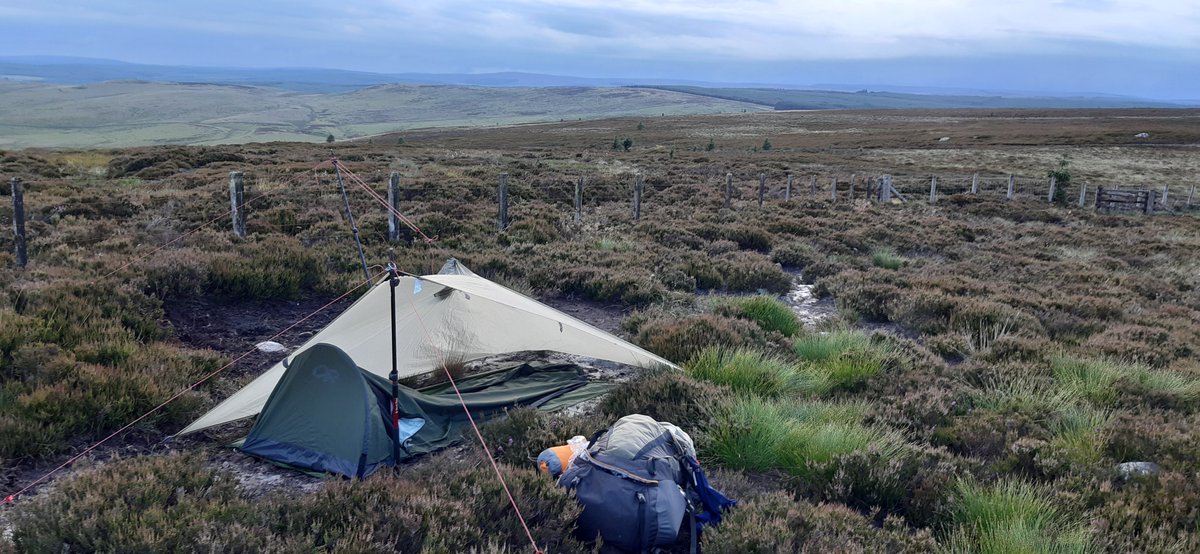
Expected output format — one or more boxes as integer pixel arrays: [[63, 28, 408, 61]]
[[238, 343, 613, 477]]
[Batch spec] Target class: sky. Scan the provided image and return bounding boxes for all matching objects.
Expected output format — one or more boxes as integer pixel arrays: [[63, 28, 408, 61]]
[[0, 0, 1197, 99]]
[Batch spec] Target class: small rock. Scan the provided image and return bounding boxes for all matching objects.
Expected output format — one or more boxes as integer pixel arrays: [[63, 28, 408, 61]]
[[1134, 132, 1150, 139], [938, 136, 951, 142], [255, 341, 288, 353], [1116, 461, 1162, 478]]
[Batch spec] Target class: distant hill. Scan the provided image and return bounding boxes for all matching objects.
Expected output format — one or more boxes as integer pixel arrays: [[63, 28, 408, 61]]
[[635, 86, 1183, 110], [0, 81, 764, 149]]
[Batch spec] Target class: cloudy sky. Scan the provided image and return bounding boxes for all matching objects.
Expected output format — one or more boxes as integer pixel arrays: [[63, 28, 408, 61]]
[[1, 0, 1197, 99]]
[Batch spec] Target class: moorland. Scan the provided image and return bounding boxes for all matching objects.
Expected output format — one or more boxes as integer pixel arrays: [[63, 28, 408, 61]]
[[1, 108, 1199, 552]]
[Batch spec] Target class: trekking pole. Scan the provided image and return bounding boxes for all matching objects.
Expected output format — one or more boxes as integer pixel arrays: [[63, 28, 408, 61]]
[[388, 248, 401, 467], [333, 159, 372, 284]]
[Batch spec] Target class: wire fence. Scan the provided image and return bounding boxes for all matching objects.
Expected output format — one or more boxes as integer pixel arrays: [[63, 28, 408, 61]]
[[2, 169, 1196, 261]]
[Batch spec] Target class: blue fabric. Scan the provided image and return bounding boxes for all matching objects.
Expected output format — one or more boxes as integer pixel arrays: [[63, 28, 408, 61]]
[[396, 417, 425, 445], [241, 437, 388, 478], [685, 457, 736, 527]]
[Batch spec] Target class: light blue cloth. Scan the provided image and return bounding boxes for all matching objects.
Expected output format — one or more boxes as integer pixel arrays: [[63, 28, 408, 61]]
[[397, 417, 425, 445]]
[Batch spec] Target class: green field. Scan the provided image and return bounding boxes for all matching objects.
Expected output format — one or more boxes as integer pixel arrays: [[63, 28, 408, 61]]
[[639, 85, 1182, 110], [0, 81, 764, 149]]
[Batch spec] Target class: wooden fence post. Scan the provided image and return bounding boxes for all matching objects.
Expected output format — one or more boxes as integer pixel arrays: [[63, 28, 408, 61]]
[[229, 171, 246, 238], [929, 175, 938, 203], [830, 177, 838, 201], [1145, 190, 1155, 214], [574, 175, 583, 222], [1047, 176, 1057, 203], [11, 177, 26, 268], [498, 173, 509, 231], [881, 175, 892, 203], [1078, 182, 1088, 208], [810, 175, 817, 195], [758, 173, 765, 208], [1095, 186, 1103, 211], [785, 174, 793, 202], [1188, 184, 1195, 208], [848, 174, 856, 199], [387, 171, 402, 242], [971, 173, 979, 194], [724, 173, 733, 209], [633, 173, 643, 221], [1007, 175, 1015, 200], [1162, 185, 1169, 207]]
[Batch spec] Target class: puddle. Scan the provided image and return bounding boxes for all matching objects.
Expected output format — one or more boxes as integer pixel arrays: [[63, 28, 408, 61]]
[[784, 274, 836, 327]]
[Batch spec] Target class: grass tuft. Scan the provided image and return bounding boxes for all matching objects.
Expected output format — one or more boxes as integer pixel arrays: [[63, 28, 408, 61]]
[[871, 247, 906, 270], [686, 347, 822, 397], [1051, 355, 1122, 405], [714, 295, 802, 337], [1048, 404, 1113, 466], [943, 478, 1090, 554], [1051, 354, 1200, 404], [969, 373, 1079, 415], [710, 396, 903, 477], [793, 330, 893, 391]]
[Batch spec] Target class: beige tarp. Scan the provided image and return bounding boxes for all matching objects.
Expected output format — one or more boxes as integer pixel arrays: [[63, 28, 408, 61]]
[[179, 265, 674, 435]]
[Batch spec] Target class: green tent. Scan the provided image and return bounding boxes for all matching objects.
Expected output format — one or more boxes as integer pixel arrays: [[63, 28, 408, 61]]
[[240, 343, 608, 478]]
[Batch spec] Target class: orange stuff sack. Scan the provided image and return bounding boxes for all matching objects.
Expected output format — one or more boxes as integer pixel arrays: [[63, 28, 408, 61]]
[[537, 444, 574, 477]]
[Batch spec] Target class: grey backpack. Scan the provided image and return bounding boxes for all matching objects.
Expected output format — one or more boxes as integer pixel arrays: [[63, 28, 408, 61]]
[[558, 414, 697, 552]]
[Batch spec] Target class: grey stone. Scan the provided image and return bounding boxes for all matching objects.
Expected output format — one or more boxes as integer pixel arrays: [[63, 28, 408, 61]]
[[1116, 461, 1162, 478]]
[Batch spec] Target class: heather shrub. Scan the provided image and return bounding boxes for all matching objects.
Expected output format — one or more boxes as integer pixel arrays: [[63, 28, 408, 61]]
[[804, 445, 982, 529], [702, 492, 936, 553], [556, 266, 664, 306], [0, 343, 220, 458], [1105, 410, 1200, 470], [11, 452, 269, 553], [208, 236, 325, 300], [719, 252, 793, 293], [825, 273, 905, 322], [696, 223, 773, 253], [711, 295, 801, 337], [477, 407, 593, 466], [11, 452, 591, 553], [139, 248, 210, 299], [598, 369, 728, 434], [1091, 471, 1200, 553], [885, 290, 959, 334], [635, 313, 764, 364], [949, 302, 1044, 342], [285, 461, 589, 553], [1083, 324, 1175, 368], [770, 241, 818, 269]]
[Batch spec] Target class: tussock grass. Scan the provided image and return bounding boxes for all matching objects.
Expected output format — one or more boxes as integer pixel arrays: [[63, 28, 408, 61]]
[[595, 238, 635, 252], [713, 295, 802, 337], [1051, 354, 1200, 403], [793, 330, 874, 362], [871, 247, 906, 270], [1048, 404, 1113, 466], [710, 396, 903, 477], [1052, 355, 1122, 405], [793, 330, 893, 391], [942, 479, 1090, 554], [969, 373, 1079, 415], [686, 347, 821, 397]]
